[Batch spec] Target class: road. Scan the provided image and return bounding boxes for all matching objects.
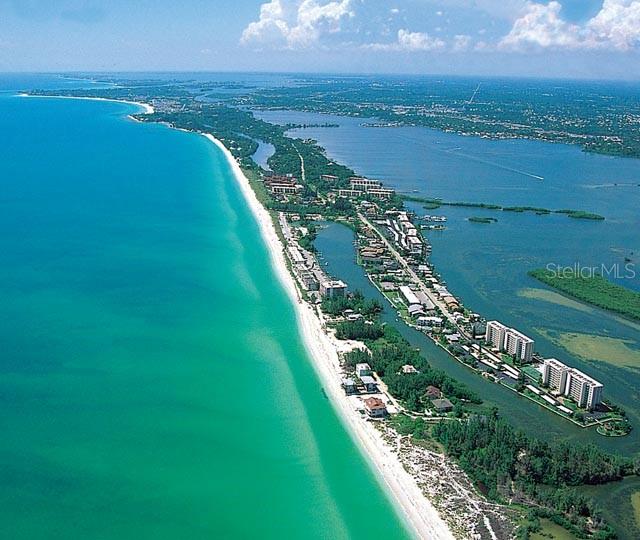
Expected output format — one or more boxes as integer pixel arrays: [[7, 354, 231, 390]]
[[358, 213, 459, 327]]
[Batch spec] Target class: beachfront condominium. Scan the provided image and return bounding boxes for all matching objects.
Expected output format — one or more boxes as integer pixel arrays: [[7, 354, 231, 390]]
[[541, 358, 603, 410], [320, 280, 347, 298], [349, 177, 382, 191], [485, 321, 534, 363]]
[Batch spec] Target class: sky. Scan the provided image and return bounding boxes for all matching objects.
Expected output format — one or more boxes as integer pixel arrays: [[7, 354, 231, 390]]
[[1, 0, 639, 79]]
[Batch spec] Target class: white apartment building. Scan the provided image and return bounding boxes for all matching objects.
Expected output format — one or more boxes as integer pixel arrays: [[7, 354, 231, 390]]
[[398, 285, 420, 306], [349, 177, 382, 191], [504, 329, 534, 363], [485, 320, 509, 350], [485, 320, 534, 363], [320, 280, 347, 298], [541, 358, 570, 392], [565, 368, 604, 409], [541, 358, 603, 410]]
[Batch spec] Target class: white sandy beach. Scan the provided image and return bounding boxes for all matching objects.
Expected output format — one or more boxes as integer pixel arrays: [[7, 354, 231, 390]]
[[18, 93, 154, 115], [203, 133, 455, 540]]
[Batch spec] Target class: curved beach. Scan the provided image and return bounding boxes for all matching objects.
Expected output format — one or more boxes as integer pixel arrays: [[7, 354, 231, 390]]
[[203, 133, 454, 540]]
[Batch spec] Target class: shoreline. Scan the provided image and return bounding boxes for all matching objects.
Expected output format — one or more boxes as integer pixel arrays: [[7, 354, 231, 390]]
[[203, 132, 454, 540], [17, 93, 155, 115], [16, 92, 456, 538]]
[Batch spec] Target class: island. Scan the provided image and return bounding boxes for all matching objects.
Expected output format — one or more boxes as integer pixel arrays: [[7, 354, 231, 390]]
[[529, 268, 640, 321]]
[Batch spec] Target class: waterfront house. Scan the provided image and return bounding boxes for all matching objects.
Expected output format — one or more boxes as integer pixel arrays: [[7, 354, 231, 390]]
[[364, 397, 387, 418], [401, 364, 419, 374], [408, 304, 425, 318], [431, 398, 454, 413], [355, 363, 372, 378], [360, 375, 378, 393], [342, 378, 357, 395]]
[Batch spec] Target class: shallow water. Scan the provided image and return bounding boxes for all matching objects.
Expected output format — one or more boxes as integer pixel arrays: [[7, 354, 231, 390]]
[[0, 86, 409, 539]]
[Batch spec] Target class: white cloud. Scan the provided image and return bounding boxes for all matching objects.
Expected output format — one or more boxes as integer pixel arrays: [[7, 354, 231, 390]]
[[498, 1, 581, 50], [398, 29, 445, 50], [240, 0, 354, 49], [365, 29, 445, 51], [585, 0, 640, 51], [499, 0, 640, 51], [452, 34, 472, 52]]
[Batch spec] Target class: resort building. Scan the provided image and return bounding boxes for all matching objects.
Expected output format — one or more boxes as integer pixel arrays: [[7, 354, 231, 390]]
[[565, 368, 603, 410], [337, 189, 363, 199], [269, 183, 301, 195], [541, 358, 604, 410], [320, 280, 347, 298], [364, 397, 387, 418], [367, 188, 395, 200], [485, 321, 534, 363], [320, 174, 339, 182], [349, 177, 382, 191], [504, 329, 534, 363], [485, 321, 509, 350]]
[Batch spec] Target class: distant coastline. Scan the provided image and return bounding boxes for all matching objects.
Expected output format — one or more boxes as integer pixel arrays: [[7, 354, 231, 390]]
[[17, 93, 155, 116]]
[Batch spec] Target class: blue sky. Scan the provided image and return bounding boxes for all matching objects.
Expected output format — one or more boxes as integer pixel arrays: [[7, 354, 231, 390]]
[[1, 0, 639, 79]]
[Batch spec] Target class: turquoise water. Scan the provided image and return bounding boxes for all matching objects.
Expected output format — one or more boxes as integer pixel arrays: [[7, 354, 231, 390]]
[[258, 110, 640, 455], [0, 89, 409, 538]]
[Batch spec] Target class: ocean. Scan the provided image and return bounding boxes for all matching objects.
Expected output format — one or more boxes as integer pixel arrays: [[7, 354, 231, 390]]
[[0, 77, 408, 539]]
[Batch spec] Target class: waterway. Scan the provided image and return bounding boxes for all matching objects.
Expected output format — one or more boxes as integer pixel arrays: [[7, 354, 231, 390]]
[[255, 108, 640, 457], [314, 220, 639, 540]]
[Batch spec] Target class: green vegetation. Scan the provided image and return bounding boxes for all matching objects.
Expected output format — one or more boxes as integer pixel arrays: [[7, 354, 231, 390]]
[[529, 269, 640, 321], [240, 77, 640, 159], [432, 415, 637, 539], [335, 320, 385, 341], [321, 290, 383, 317], [297, 222, 317, 252], [503, 206, 551, 214], [343, 326, 482, 409], [468, 216, 498, 224], [402, 196, 604, 220], [597, 419, 633, 437], [554, 210, 605, 220], [39, 78, 634, 538]]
